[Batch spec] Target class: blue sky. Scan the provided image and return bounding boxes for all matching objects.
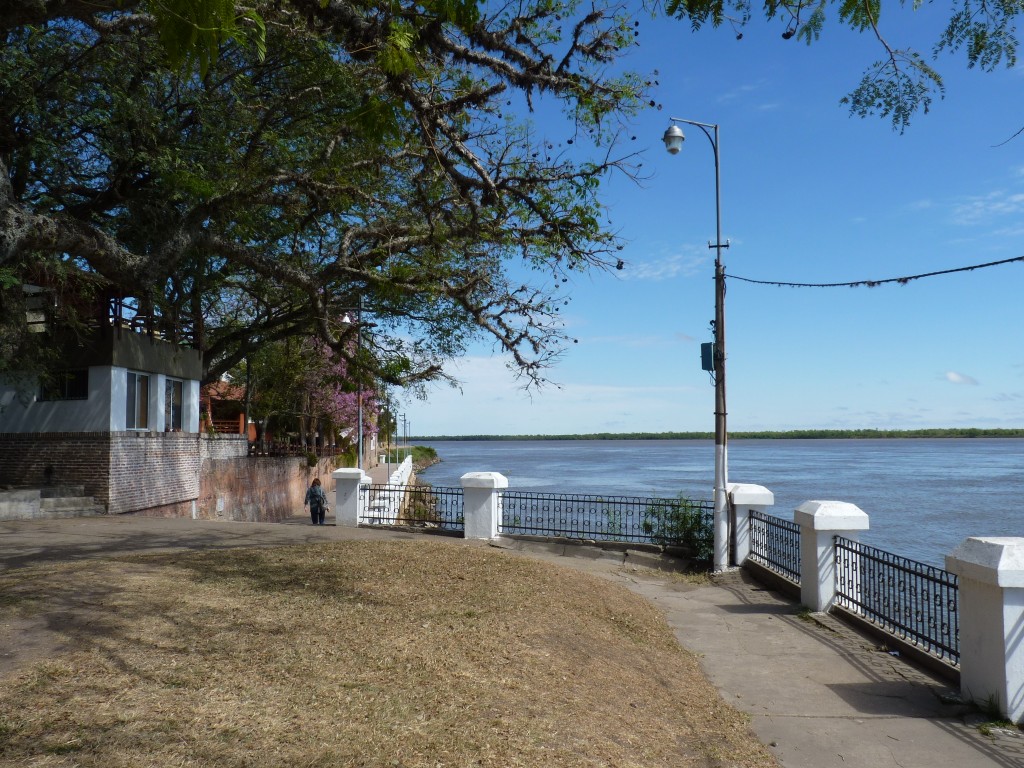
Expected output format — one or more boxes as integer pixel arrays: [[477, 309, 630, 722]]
[[403, 5, 1024, 436]]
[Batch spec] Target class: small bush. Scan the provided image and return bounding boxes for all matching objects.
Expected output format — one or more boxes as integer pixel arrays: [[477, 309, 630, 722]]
[[642, 495, 713, 560]]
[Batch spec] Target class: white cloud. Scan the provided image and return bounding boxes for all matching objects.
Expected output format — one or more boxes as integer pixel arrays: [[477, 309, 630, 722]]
[[992, 392, 1024, 402], [716, 81, 767, 105], [945, 371, 979, 386], [405, 355, 704, 435], [952, 191, 1024, 225], [623, 248, 708, 281]]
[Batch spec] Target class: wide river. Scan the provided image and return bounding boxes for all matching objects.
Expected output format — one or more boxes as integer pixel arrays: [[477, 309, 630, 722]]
[[415, 438, 1024, 568]]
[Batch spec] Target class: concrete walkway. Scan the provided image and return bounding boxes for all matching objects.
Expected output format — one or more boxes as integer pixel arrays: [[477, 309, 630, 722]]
[[2, 515, 1024, 767]]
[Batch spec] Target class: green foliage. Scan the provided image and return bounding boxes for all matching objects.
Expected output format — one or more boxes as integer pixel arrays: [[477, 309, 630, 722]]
[[421, 0, 481, 29], [837, 0, 879, 33], [841, 54, 943, 131], [384, 445, 437, 466], [333, 446, 358, 469], [0, 269, 19, 290], [665, 0, 735, 30], [378, 21, 418, 75], [404, 485, 443, 524], [973, 694, 1017, 735], [0, 0, 646, 391], [412, 445, 438, 463], [642, 495, 713, 559], [150, 0, 263, 75], [602, 504, 626, 538], [939, 3, 1019, 71]]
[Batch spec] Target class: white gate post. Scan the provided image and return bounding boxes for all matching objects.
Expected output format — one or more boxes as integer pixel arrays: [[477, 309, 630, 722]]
[[946, 537, 1024, 723], [728, 483, 774, 565], [461, 472, 507, 540], [794, 500, 869, 612], [332, 468, 367, 527]]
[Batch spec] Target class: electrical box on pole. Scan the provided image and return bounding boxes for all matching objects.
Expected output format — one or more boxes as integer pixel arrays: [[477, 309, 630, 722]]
[[701, 342, 715, 372]]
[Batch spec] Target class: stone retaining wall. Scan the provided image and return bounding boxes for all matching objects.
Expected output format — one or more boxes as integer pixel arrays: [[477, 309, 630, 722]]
[[0, 431, 340, 520]]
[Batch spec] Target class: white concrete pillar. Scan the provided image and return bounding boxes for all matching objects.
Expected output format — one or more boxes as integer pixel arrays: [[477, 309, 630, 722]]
[[728, 483, 775, 565], [794, 500, 869, 612], [461, 472, 507, 540], [946, 537, 1024, 723], [332, 468, 368, 527]]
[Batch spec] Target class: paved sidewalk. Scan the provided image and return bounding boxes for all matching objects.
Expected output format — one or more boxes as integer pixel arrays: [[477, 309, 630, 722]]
[[363, 461, 391, 484], [2, 515, 1024, 767], [490, 538, 1024, 768], [613, 568, 1024, 768]]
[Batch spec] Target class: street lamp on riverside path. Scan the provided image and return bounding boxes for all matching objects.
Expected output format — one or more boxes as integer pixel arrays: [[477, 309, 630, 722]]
[[663, 118, 730, 572], [340, 298, 375, 471]]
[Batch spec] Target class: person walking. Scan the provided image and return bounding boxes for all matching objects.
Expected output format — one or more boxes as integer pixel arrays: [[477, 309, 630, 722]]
[[304, 477, 328, 525]]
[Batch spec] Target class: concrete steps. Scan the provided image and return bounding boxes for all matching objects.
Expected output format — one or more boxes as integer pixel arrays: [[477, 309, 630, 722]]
[[0, 488, 104, 520], [40, 496, 105, 518], [39, 485, 86, 499]]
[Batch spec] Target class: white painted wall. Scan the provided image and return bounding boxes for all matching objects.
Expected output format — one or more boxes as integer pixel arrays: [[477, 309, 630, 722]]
[[185, 379, 200, 432], [0, 365, 200, 434], [0, 366, 113, 433], [363, 457, 414, 523], [109, 366, 127, 431], [794, 500, 869, 613], [947, 537, 1024, 723], [462, 471, 507, 539]]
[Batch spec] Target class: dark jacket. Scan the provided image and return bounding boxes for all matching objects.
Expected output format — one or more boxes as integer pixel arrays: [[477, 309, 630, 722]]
[[305, 484, 327, 508]]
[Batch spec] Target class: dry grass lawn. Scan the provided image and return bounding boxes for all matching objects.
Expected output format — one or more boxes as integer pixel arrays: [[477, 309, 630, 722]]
[[0, 539, 779, 767]]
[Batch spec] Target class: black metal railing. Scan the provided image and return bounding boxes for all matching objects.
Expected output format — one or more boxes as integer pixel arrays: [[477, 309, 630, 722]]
[[500, 491, 714, 552], [749, 509, 801, 584], [834, 536, 959, 665], [361, 483, 464, 533]]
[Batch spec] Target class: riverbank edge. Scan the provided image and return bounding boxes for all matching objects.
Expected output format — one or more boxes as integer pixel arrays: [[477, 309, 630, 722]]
[[414, 428, 1024, 441]]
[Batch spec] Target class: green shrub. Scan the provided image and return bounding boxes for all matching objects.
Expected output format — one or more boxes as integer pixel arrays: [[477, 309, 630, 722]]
[[642, 495, 713, 560]]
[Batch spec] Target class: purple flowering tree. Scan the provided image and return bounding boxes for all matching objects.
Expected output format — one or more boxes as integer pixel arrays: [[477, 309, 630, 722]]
[[299, 338, 379, 457]]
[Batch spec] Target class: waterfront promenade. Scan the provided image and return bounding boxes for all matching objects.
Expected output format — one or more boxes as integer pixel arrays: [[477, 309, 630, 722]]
[[2, 514, 1024, 768]]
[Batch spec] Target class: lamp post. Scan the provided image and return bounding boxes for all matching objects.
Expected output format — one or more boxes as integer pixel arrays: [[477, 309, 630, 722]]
[[340, 298, 369, 470], [398, 413, 406, 460], [663, 118, 730, 571]]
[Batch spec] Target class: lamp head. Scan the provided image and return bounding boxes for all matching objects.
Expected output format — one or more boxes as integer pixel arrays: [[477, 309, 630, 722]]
[[662, 124, 685, 155]]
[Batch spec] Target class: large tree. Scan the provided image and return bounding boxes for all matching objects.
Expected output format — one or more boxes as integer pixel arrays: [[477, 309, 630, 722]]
[[0, 0, 645, 387]]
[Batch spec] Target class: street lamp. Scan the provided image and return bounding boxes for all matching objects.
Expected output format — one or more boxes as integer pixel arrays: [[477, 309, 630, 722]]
[[341, 298, 372, 470], [663, 117, 730, 571]]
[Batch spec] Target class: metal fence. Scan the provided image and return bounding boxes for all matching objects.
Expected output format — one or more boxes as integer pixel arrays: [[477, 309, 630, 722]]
[[361, 483, 464, 533], [749, 509, 801, 584], [834, 536, 959, 665], [500, 491, 714, 551]]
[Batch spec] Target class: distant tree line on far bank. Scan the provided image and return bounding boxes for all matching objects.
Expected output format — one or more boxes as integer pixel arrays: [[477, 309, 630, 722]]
[[413, 429, 1024, 441]]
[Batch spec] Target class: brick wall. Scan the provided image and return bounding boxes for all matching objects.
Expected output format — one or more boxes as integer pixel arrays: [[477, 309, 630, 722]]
[[0, 432, 112, 505], [134, 454, 336, 522], [191, 455, 335, 522], [0, 431, 338, 520], [108, 432, 201, 515], [200, 433, 249, 461]]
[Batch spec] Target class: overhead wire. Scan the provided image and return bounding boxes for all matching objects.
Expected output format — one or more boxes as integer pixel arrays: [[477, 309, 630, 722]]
[[724, 255, 1024, 289]]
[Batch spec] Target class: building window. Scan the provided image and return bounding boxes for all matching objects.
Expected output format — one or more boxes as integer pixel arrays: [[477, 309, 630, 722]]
[[165, 378, 183, 431], [39, 369, 89, 401], [126, 372, 149, 429]]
